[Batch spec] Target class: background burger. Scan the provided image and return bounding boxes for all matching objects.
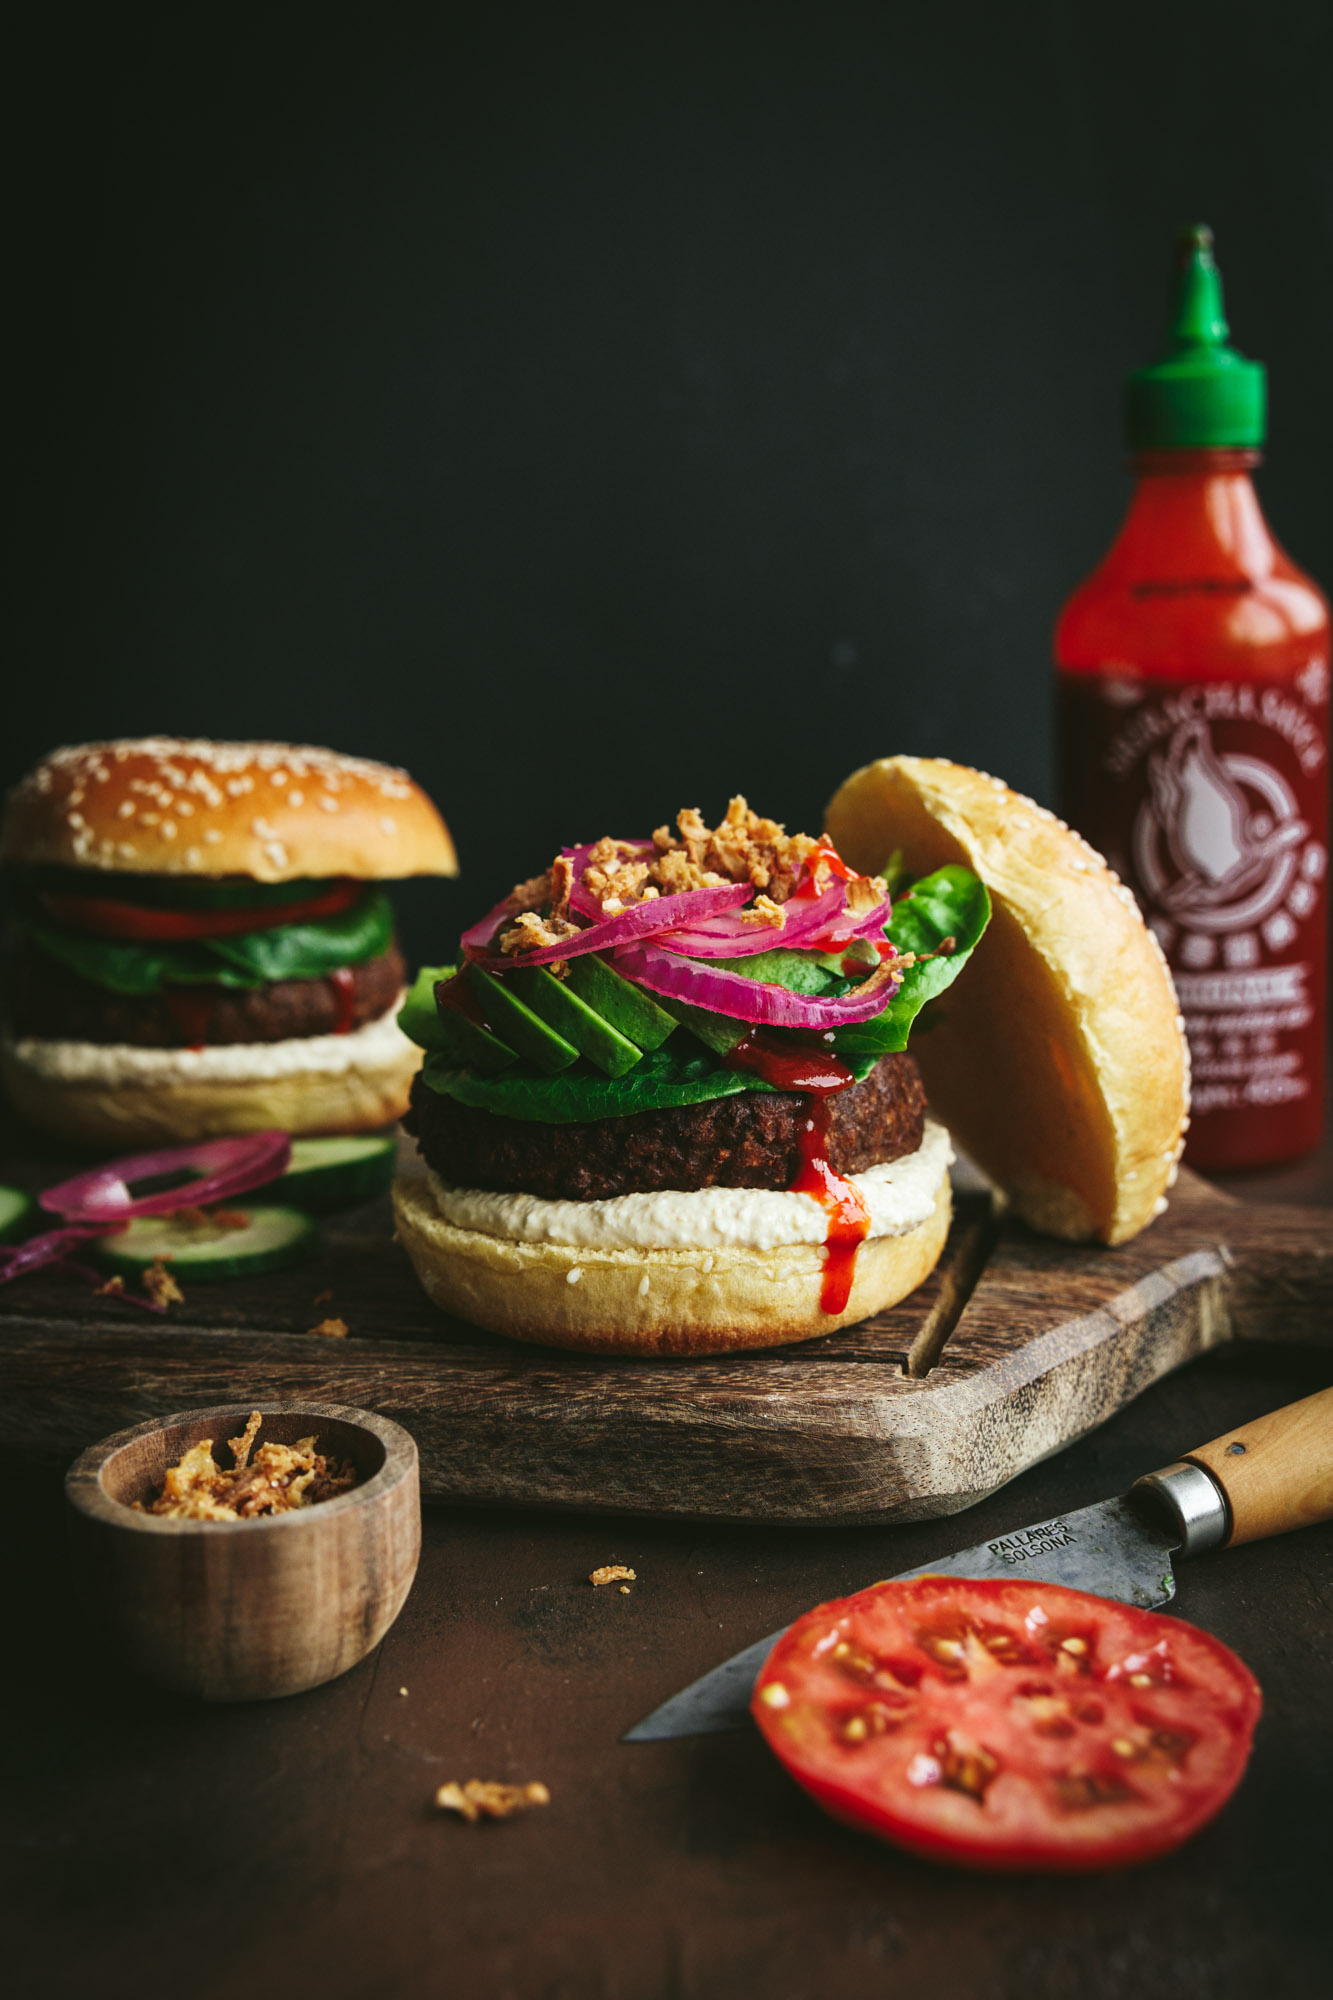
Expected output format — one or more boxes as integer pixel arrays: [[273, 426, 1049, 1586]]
[[391, 762, 1189, 1358], [0, 738, 456, 1147]]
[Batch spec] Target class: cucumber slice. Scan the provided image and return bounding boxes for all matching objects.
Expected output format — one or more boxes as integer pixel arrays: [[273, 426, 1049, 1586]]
[[94, 1205, 318, 1282], [509, 966, 643, 1077], [0, 1185, 36, 1243], [258, 1135, 398, 1212]]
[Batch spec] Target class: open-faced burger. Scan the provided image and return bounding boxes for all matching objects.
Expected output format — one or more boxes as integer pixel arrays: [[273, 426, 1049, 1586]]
[[394, 793, 987, 1355], [393, 759, 1187, 1359], [394, 765, 1189, 1356], [0, 738, 456, 1146]]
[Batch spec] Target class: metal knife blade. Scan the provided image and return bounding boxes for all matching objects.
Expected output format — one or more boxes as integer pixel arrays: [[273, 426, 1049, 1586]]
[[623, 1493, 1181, 1742]]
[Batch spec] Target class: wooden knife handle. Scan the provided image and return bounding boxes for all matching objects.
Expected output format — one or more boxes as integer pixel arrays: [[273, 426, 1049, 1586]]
[[1184, 1385, 1333, 1547]]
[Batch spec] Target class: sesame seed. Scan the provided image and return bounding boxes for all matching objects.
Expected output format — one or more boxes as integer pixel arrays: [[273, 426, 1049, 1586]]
[[380, 816, 397, 835], [117, 801, 135, 818], [319, 795, 339, 813], [288, 791, 304, 807], [203, 828, 222, 844], [566, 1267, 582, 1285], [637, 1275, 650, 1297], [160, 821, 176, 839]]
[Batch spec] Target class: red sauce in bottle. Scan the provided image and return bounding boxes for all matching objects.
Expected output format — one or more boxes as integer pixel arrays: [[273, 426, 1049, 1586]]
[[327, 967, 357, 1035], [161, 988, 215, 1050], [724, 1030, 870, 1315], [1057, 231, 1329, 1169]]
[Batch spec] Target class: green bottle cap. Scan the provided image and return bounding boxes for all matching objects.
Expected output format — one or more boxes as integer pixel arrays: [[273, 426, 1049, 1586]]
[[1125, 225, 1266, 449]]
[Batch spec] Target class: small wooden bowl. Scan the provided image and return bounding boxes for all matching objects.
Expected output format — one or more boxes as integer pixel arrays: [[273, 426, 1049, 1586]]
[[65, 1402, 420, 1702]]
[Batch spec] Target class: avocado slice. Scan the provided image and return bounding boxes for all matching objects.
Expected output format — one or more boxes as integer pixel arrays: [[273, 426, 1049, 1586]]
[[656, 994, 749, 1054], [509, 966, 643, 1078], [566, 953, 679, 1051], [397, 965, 518, 1072], [466, 965, 579, 1073]]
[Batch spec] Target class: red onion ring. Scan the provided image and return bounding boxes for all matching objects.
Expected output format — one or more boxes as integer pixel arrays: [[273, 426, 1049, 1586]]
[[472, 881, 752, 970], [562, 840, 657, 921], [652, 880, 852, 958], [0, 1225, 114, 1286], [40, 1131, 292, 1225], [611, 940, 902, 1028]]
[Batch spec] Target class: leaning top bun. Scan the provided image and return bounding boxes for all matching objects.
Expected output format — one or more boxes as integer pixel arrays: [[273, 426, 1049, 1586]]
[[825, 756, 1189, 1245], [1, 738, 458, 883]]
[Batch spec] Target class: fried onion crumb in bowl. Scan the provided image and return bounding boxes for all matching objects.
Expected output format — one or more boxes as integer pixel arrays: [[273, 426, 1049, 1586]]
[[65, 1402, 420, 1701]]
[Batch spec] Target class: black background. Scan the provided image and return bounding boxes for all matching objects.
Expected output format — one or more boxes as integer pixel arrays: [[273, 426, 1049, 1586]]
[[8, 0, 1332, 964]]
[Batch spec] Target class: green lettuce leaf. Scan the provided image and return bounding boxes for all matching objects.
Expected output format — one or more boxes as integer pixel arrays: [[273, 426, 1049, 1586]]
[[13, 891, 395, 995], [418, 1040, 879, 1123], [830, 865, 990, 1058], [704, 947, 850, 996]]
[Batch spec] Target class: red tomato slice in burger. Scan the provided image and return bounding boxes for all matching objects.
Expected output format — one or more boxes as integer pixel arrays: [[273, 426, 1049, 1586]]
[[751, 1576, 1261, 1873], [40, 879, 361, 941]]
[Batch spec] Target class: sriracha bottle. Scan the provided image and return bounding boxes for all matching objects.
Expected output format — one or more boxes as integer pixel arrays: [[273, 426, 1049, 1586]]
[[1057, 226, 1329, 1170]]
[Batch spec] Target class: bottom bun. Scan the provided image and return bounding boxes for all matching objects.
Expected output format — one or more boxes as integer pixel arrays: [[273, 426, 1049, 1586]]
[[1, 1005, 421, 1148], [391, 1170, 952, 1356]]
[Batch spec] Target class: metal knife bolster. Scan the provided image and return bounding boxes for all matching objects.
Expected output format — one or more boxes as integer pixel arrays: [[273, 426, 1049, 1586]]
[[1131, 1460, 1230, 1557]]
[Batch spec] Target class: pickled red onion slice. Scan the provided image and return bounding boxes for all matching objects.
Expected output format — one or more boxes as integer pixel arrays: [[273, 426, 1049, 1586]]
[[611, 940, 902, 1028], [40, 1130, 292, 1224]]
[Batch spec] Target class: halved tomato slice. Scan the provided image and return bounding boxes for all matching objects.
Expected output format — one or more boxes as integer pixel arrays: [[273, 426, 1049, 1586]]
[[39, 879, 361, 941], [752, 1575, 1261, 1872]]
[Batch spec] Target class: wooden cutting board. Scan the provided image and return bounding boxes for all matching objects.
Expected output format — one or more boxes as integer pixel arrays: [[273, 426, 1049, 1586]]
[[0, 1141, 1328, 1524]]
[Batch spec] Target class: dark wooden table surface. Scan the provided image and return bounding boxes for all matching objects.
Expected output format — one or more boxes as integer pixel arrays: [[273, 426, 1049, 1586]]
[[5, 1140, 1330, 2000]]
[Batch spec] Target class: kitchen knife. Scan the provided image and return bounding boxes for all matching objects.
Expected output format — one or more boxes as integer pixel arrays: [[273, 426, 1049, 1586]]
[[624, 1384, 1333, 1743]]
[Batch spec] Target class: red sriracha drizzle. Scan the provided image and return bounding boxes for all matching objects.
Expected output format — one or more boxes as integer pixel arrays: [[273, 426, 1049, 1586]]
[[724, 1030, 870, 1316], [327, 966, 357, 1034]]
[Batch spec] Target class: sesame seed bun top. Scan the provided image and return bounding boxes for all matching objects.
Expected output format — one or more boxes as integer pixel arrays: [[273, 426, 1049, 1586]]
[[825, 755, 1189, 1246], [1, 738, 458, 882]]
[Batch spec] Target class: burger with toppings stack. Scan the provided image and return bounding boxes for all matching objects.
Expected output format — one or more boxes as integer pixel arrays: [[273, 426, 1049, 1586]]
[[392, 764, 1189, 1357], [0, 738, 456, 1147]]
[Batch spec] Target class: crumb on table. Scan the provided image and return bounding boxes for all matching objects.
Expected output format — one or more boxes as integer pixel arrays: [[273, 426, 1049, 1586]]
[[142, 1259, 185, 1309], [589, 1564, 636, 1587], [435, 1780, 550, 1824], [308, 1317, 349, 1339]]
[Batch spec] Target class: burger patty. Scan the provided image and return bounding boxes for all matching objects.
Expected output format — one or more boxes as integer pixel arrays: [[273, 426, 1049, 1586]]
[[4, 939, 407, 1047], [405, 1051, 927, 1201]]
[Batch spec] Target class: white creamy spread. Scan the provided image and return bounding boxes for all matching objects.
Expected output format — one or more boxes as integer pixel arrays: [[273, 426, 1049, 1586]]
[[427, 1118, 952, 1253], [5, 997, 412, 1086]]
